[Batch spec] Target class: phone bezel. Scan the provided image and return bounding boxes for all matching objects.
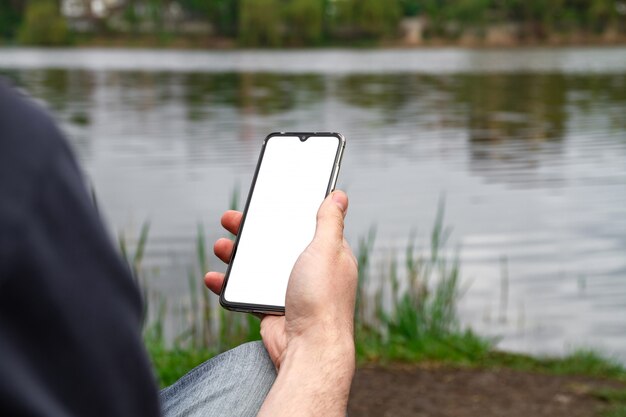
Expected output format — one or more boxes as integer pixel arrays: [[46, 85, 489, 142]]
[[219, 132, 346, 315]]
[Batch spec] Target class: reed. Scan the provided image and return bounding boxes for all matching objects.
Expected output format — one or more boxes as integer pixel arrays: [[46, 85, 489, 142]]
[[134, 199, 489, 386], [355, 201, 490, 364], [124, 197, 625, 388]]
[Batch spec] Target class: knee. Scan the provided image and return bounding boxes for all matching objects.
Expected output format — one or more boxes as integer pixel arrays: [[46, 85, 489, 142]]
[[160, 341, 277, 417], [227, 341, 276, 379]]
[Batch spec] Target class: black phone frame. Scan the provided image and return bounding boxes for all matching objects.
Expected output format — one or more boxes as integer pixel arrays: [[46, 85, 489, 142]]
[[219, 132, 346, 315]]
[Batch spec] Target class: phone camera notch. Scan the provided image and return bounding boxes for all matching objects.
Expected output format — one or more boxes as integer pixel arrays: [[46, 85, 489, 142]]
[[299, 135, 308, 142]]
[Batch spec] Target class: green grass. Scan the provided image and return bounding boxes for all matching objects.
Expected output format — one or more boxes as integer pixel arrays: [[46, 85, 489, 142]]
[[602, 407, 626, 417], [593, 387, 626, 417], [482, 349, 626, 380], [354, 199, 493, 365], [120, 197, 626, 396], [146, 339, 216, 388], [595, 389, 626, 403]]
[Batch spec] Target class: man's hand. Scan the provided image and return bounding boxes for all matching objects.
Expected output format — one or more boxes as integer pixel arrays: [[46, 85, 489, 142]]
[[204, 190, 358, 416]]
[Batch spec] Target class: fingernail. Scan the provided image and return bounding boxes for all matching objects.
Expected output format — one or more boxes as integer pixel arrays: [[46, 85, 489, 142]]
[[332, 192, 347, 212]]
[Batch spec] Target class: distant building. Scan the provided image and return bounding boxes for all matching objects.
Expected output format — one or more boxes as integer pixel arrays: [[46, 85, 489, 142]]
[[60, 0, 210, 34], [61, 0, 124, 19], [61, 0, 125, 31]]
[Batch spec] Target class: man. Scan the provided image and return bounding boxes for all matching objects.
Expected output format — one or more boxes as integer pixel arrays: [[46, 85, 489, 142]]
[[0, 80, 357, 416]]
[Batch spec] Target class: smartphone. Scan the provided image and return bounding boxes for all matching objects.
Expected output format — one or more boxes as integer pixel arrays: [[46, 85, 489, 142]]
[[219, 132, 345, 315]]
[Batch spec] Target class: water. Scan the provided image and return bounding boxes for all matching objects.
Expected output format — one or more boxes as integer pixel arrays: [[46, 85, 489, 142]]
[[1, 47, 625, 360]]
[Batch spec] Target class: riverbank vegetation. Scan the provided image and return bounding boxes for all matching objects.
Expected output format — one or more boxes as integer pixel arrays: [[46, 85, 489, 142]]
[[1, 0, 625, 47], [117, 192, 626, 414], [120, 198, 625, 396]]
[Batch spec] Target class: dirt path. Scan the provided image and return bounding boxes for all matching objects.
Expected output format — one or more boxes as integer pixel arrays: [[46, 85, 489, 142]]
[[348, 364, 624, 417]]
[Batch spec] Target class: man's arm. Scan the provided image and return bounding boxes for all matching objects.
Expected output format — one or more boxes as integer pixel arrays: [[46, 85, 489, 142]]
[[0, 81, 160, 417], [257, 334, 354, 416], [206, 191, 358, 416]]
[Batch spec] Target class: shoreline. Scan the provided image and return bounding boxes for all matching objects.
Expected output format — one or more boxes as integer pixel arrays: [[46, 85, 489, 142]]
[[2, 46, 625, 75], [3, 34, 626, 51]]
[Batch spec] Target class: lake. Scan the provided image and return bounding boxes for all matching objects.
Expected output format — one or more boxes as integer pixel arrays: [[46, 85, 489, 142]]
[[1, 47, 625, 360]]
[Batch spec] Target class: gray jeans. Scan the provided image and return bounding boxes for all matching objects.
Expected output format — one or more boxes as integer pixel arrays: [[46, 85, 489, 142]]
[[160, 341, 277, 417]]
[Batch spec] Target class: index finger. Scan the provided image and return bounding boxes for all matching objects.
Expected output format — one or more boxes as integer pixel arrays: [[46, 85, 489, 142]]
[[221, 210, 243, 235]]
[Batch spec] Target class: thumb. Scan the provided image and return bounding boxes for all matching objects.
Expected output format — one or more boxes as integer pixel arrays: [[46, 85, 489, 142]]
[[313, 190, 348, 244]]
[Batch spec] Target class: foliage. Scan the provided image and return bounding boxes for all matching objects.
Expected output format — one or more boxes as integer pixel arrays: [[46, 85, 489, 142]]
[[146, 336, 215, 388], [0, 0, 24, 40], [209, 0, 240, 36], [238, 0, 282, 46], [122, 0, 141, 34], [603, 406, 626, 417], [447, 0, 491, 30], [331, 0, 402, 38], [146, 0, 165, 35], [600, 389, 626, 403], [143, 199, 498, 385], [354, 0, 402, 37], [119, 221, 150, 280], [6, 0, 626, 45], [284, 0, 325, 45], [400, 0, 422, 17], [178, 0, 211, 19], [594, 387, 626, 417], [17, 0, 69, 46], [354, 200, 492, 364], [179, 0, 239, 36], [484, 349, 626, 380], [133, 194, 626, 389], [492, 0, 625, 36]]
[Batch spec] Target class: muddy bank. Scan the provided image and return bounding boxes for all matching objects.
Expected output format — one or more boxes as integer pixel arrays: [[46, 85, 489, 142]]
[[348, 364, 625, 417]]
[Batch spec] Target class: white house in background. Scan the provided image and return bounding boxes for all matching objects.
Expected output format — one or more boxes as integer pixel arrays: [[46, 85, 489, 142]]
[[60, 0, 210, 34], [61, 0, 86, 18], [61, 0, 125, 19]]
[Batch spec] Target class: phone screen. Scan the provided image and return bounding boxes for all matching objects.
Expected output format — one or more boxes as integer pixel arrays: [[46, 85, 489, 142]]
[[222, 134, 343, 310]]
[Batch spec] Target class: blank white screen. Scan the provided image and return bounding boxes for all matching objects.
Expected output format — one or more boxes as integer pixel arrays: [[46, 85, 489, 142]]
[[223, 135, 340, 308]]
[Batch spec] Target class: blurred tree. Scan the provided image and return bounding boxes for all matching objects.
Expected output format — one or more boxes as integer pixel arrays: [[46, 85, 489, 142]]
[[238, 0, 281, 46], [354, 0, 402, 37], [420, 0, 450, 36], [18, 0, 69, 45], [5, 0, 623, 45], [331, 0, 401, 38], [446, 0, 491, 30], [588, 0, 621, 31], [284, 0, 325, 45], [412, 0, 492, 38], [178, 0, 210, 20], [492, 0, 559, 38], [399, 0, 422, 17], [123, 0, 141, 35], [331, 0, 354, 26], [210, 0, 239, 36], [0, 0, 26, 40], [147, 0, 165, 35], [179, 0, 239, 36]]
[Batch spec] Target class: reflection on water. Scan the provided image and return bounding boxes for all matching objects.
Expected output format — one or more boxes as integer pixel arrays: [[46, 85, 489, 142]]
[[1, 48, 625, 360]]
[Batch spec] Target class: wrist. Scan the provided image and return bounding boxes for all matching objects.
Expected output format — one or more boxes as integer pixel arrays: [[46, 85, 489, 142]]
[[280, 322, 355, 368], [267, 335, 354, 416], [257, 335, 355, 417], [287, 331, 355, 364], [281, 331, 355, 386]]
